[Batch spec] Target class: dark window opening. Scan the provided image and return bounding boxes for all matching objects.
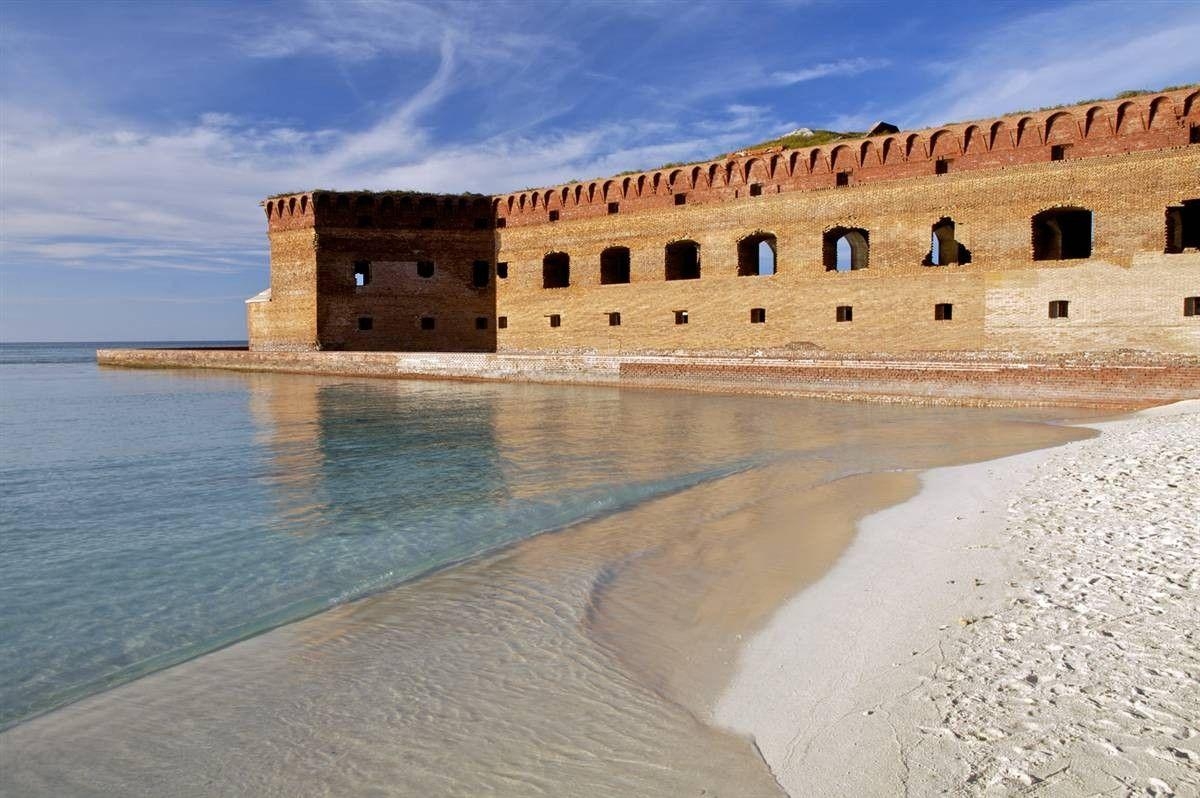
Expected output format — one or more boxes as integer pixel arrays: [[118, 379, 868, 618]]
[[357, 215, 373, 228], [600, 247, 631, 284], [1051, 144, 1071, 161], [473, 217, 490, 229], [674, 310, 689, 325], [357, 316, 373, 331], [353, 260, 371, 287], [1185, 297, 1200, 317], [498, 316, 508, 329], [924, 218, 972, 266], [496, 217, 507, 228], [749, 183, 763, 197], [1049, 300, 1070, 319], [934, 303, 953, 321], [608, 312, 621, 326], [823, 227, 869, 271], [548, 314, 561, 328], [836, 305, 853, 323], [496, 262, 509, 279], [750, 307, 766, 324], [935, 159, 952, 175], [1191, 124, 1200, 145], [607, 202, 620, 215], [835, 171, 851, 187], [420, 316, 436, 330], [543, 252, 570, 288], [1032, 208, 1093, 260], [738, 233, 777, 276], [675, 193, 687, 206], [475, 316, 488, 330], [665, 240, 701, 280], [1165, 200, 1200, 253], [472, 260, 490, 288], [417, 260, 435, 278], [548, 210, 560, 222], [420, 217, 435, 229]]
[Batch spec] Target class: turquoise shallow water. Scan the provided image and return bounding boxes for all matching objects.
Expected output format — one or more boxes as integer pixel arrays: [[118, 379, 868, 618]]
[[0, 343, 1101, 795], [1, 343, 787, 729]]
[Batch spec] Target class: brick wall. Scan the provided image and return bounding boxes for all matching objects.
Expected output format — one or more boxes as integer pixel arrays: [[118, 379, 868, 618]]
[[248, 87, 1200, 357]]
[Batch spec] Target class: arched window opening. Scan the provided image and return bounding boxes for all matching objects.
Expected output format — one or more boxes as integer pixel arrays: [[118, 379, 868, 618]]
[[823, 227, 869, 272], [665, 240, 701, 280], [353, 260, 371, 287], [600, 247, 631, 284], [1165, 199, 1200, 253], [1032, 208, 1092, 261], [924, 218, 972, 266], [737, 234, 777, 276], [543, 252, 570, 288]]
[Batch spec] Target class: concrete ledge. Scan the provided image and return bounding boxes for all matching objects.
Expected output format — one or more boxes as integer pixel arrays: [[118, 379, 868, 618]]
[[96, 348, 1200, 408]]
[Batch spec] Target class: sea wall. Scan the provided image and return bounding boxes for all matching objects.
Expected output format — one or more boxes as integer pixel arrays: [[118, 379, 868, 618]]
[[96, 348, 1200, 408]]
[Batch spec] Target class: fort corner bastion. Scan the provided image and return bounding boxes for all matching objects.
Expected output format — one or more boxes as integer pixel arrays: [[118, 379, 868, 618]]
[[103, 87, 1200, 407]]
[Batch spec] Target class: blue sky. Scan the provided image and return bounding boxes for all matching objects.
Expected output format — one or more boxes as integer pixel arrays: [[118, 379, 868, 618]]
[[1, 0, 1198, 342]]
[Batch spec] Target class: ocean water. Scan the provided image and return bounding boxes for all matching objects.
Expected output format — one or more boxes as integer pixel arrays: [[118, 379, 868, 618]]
[[0, 342, 1094, 795]]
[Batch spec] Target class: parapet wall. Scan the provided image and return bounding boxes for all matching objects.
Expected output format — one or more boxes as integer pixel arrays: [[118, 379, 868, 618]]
[[493, 87, 1199, 227]]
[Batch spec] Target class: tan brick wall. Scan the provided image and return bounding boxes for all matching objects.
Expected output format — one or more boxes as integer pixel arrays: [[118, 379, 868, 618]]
[[247, 228, 319, 351], [494, 147, 1200, 355]]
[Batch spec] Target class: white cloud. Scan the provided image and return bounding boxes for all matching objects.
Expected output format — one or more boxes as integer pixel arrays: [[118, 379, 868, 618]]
[[769, 58, 889, 86], [876, 3, 1200, 129]]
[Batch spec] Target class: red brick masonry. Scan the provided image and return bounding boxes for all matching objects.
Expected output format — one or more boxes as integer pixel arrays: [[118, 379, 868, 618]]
[[96, 348, 1200, 409]]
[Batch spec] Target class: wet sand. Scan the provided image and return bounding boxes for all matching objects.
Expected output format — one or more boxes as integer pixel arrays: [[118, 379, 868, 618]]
[[0, 398, 1096, 797]]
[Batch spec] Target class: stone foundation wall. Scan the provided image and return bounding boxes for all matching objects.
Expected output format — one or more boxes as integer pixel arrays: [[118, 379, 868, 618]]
[[97, 348, 1200, 409]]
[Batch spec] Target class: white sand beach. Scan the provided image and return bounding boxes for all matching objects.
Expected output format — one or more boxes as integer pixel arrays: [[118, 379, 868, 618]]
[[717, 401, 1199, 797]]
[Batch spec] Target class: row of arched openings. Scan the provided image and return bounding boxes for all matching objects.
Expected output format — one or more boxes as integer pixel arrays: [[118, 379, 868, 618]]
[[539, 209, 1110, 288]]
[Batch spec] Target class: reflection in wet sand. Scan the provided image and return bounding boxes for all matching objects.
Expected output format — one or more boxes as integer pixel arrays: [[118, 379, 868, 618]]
[[0, 375, 1099, 796]]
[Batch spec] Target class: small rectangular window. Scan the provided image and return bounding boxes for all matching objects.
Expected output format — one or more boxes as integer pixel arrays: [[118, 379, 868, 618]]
[[836, 305, 853, 323], [750, 308, 766, 324], [548, 314, 561, 328], [935, 159, 951, 175], [475, 316, 488, 330], [674, 310, 688, 325], [498, 316, 508, 329], [417, 261, 434, 278], [1185, 297, 1200, 316], [420, 316, 436, 330], [473, 217, 490, 230], [496, 262, 508, 279], [548, 210, 560, 222], [353, 260, 371, 287], [420, 217, 435, 229], [749, 183, 763, 197], [607, 202, 620, 215], [836, 171, 851, 187], [357, 316, 373, 331], [1050, 144, 1071, 161], [472, 260, 489, 288], [1049, 299, 1070, 319], [357, 215, 373, 228], [674, 193, 687, 206], [934, 303, 953, 321], [608, 312, 621, 327], [496, 217, 507, 228], [1191, 124, 1200, 145]]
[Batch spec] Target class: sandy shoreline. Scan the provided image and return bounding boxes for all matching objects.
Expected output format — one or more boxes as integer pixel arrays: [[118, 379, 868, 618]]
[[716, 400, 1199, 796]]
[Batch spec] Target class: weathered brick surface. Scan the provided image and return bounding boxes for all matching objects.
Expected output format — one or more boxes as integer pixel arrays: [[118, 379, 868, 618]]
[[247, 88, 1200, 358], [97, 348, 1200, 409]]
